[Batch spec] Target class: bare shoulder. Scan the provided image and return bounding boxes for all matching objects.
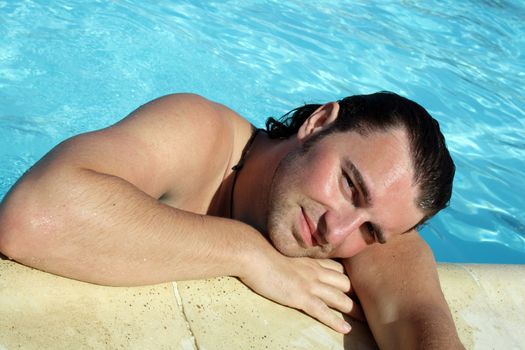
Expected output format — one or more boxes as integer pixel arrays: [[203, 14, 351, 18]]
[[33, 93, 252, 203], [119, 93, 238, 141], [113, 93, 245, 182], [120, 93, 253, 206]]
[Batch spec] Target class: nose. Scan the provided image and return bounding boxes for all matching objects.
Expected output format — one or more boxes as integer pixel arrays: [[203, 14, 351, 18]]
[[320, 208, 367, 246]]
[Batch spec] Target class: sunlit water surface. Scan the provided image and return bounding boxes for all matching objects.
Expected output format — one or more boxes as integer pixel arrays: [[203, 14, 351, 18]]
[[1, 0, 524, 263]]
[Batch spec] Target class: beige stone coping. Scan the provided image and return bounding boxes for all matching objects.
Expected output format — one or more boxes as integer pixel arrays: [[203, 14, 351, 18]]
[[437, 264, 525, 349], [1, 257, 524, 349]]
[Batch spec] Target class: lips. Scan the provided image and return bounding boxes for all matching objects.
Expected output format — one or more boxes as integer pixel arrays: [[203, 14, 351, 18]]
[[300, 207, 318, 247]]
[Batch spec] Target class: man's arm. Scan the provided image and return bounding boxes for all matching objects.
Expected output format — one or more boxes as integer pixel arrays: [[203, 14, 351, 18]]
[[0, 93, 250, 285], [0, 94, 354, 334], [343, 231, 464, 350], [0, 164, 271, 285]]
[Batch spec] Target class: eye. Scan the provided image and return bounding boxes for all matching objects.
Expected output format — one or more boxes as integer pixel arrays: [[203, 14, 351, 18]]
[[342, 171, 355, 190], [366, 222, 376, 241], [342, 171, 356, 202]]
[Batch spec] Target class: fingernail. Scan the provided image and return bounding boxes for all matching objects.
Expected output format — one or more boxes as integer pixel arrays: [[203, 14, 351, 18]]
[[343, 322, 352, 333]]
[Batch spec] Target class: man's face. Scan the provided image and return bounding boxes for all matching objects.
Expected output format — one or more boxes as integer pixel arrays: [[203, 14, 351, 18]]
[[266, 127, 425, 258]]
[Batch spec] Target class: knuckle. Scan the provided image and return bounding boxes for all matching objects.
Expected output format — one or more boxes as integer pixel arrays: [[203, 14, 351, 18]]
[[343, 275, 352, 292], [343, 297, 354, 314], [332, 291, 353, 313], [333, 260, 344, 271], [303, 297, 325, 314]]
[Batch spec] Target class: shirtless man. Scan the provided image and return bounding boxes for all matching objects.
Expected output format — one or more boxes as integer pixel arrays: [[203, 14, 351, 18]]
[[0, 92, 463, 349]]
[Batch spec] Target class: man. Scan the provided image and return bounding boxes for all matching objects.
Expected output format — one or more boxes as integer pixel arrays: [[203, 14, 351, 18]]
[[0, 92, 463, 349]]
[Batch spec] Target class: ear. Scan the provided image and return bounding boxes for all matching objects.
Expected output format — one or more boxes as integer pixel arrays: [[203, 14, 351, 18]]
[[297, 102, 340, 142]]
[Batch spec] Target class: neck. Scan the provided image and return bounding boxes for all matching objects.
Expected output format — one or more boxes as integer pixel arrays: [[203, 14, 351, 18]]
[[229, 128, 261, 219], [231, 133, 297, 233]]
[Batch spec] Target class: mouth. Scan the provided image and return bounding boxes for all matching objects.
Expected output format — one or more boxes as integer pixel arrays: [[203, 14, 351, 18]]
[[300, 207, 318, 247]]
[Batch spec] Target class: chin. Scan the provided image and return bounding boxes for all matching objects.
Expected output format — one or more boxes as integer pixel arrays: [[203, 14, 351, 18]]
[[272, 237, 330, 259], [266, 231, 299, 257], [278, 247, 310, 258], [269, 233, 298, 256]]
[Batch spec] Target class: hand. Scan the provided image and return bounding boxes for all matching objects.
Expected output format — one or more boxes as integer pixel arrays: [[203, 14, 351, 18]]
[[240, 253, 363, 334]]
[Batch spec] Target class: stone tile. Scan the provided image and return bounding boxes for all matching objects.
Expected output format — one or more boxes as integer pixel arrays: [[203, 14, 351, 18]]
[[463, 264, 525, 310], [437, 264, 483, 349], [0, 259, 194, 350], [437, 264, 525, 350], [462, 264, 525, 349], [176, 276, 378, 350], [3, 256, 523, 350]]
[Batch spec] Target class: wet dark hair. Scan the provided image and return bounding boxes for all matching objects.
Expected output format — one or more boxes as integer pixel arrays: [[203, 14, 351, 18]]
[[265, 91, 455, 225]]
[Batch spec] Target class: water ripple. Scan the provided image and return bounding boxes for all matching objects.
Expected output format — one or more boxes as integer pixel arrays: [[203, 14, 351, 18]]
[[1, 0, 524, 263]]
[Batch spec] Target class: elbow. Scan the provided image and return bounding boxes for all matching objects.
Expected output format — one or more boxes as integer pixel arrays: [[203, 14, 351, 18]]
[[0, 206, 25, 260], [0, 204, 32, 261], [0, 195, 56, 263]]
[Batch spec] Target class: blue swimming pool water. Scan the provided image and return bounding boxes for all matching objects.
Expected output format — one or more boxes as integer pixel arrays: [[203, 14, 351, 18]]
[[1, 1, 524, 263]]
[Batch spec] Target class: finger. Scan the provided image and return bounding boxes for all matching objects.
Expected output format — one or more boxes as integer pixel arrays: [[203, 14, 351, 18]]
[[347, 300, 366, 322], [302, 297, 352, 334], [316, 258, 344, 273], [317, 267, 352, 293], [311, 284, 366, 322], [312, 283, 355, 315]]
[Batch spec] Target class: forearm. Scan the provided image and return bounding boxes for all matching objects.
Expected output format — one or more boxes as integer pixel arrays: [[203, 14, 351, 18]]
[[344, 232, 464, 350], [0, 167, 272, 286], [362, 285, 463, 350]]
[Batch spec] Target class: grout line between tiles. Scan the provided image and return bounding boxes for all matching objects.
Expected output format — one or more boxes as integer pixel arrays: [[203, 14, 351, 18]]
[[458, 265, 482, 288], [172, 281, 200, 350]]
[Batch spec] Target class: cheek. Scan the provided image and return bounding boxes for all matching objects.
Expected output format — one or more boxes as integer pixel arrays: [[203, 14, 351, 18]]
[[301, 154, 338, 196]]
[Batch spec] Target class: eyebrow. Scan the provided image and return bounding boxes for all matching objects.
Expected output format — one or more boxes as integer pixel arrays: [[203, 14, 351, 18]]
[[345, 160, 387, 244]]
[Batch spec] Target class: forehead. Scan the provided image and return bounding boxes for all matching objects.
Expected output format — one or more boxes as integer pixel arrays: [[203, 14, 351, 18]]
[[330, 127, 413, 172]]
